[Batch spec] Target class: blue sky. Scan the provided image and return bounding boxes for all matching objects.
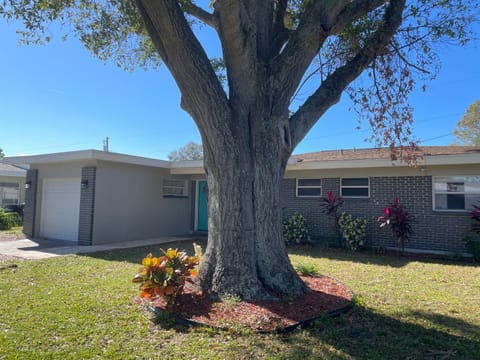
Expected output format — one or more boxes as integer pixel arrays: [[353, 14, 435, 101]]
[[1, 16, 479, 160]]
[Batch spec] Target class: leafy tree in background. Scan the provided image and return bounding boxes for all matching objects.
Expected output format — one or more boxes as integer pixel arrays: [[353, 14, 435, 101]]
[[454, 100, 480, 146], [0, 0, 477, 300], [168, 141, 203, 161], [0, 148, 4, 159]]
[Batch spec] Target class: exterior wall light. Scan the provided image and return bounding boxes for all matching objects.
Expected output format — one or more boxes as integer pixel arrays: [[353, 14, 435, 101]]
[[81, 180, 89, 190], [25, 181, 31, 189]]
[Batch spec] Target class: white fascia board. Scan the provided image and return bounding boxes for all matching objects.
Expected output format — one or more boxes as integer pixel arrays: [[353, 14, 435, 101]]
[[286, 153, 480, 171], [170, 160, 205, 175], [3, 150, 170, 169], [170, 159, 204, 168], [0, 170, 26, 177], [286, 158, 404, 170], [422, 153, 480, 166], [93, 150, 170, 168]]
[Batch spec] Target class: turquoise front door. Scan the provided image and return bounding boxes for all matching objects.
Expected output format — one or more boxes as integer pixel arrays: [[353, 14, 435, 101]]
[[197, 180, 208, 231]]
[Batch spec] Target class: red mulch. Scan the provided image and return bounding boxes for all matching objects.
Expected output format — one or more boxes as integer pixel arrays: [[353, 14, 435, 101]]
[[147, 276, 353, 332]]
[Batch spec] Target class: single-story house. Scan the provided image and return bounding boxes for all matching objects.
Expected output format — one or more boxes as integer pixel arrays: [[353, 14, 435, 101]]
[[3, 146, 479, 255], [0, 163, 26, 209]]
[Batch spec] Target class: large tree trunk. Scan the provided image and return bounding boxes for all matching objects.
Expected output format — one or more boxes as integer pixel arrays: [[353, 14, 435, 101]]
[[198, 113, 306, 301]]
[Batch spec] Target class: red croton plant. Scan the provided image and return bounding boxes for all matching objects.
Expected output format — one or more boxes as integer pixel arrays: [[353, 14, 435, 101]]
[[132, 248, 200, 307], [319, 191, 344, 232], [470, 203, 480, 234], [378, 197, 413, 251]]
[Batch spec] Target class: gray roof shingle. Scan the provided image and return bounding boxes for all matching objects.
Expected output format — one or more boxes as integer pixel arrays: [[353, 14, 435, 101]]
[[292, 146, 480, 162]]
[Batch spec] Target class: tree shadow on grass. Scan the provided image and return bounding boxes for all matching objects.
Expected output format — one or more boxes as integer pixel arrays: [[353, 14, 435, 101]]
[[288, 245, 479, 269], [278, 306, 480, 360], [83, 238, 207, 265]]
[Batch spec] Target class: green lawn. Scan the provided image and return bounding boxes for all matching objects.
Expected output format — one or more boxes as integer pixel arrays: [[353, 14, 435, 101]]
[[0, 225, 23, 236], [1, 242, 479, 359]]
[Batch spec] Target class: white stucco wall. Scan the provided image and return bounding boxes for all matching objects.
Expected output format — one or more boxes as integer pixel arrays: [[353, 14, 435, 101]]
[[92, 161, 192, 244]]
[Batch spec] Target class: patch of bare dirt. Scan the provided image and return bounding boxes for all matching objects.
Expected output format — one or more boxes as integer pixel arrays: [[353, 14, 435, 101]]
[[148, 275, 352, 332], [0, 232, 24, 242], [0, 254, 19, 262]]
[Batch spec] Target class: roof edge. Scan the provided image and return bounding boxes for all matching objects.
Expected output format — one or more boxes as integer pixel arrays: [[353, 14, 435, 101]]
[[3, 150, 171, 169]]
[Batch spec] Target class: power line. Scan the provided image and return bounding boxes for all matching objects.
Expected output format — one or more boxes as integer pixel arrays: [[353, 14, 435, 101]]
[[420, 134, 452, 143], [302, 112, 462, 142]]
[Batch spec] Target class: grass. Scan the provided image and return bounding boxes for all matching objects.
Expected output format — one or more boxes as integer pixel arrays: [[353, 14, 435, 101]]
[[293, 262, 319, 276], [0, 225, 23, 235], [1, 241, 479, 359]]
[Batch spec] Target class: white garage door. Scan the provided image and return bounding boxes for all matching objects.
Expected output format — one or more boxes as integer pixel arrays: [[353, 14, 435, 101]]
[[41, 178, 81, 242]]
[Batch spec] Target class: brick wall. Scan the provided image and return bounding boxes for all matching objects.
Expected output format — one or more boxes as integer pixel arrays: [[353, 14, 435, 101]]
[[281, 176, 471, 253], [78, 166, 96, 246], [23, 169, 38, 237]]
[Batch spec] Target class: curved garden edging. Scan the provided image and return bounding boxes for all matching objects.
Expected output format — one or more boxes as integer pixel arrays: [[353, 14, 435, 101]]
[[147, 275, 354, 333]]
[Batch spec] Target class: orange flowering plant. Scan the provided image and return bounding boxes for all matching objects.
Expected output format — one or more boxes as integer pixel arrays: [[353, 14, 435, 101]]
[[132, 248, 200, 306]]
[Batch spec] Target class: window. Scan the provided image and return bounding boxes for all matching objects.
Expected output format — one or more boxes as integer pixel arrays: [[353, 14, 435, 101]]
[[433, 176, 480, 211], [0, 182, 20, 207], [341, 178, 369, 198], [296, 179, 321, 197], [162, 179, 188, 197]]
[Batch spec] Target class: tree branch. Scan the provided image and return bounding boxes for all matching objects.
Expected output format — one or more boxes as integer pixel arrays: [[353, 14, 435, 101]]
[[270, 0, 289, 56], [213, 0, 258, 107], [391, 42, 430, 74], [272, 0, 390, 110], [182, 1, 218, 30], [289, 0, 407, 148], [135, 0, 229, 135], [256, 0, 274, 61], [272, 1, 349, 108], [330, 0, 387, 34]]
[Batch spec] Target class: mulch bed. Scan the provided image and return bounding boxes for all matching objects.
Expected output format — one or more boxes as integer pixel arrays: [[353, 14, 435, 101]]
[[147, 275, 353, 332]]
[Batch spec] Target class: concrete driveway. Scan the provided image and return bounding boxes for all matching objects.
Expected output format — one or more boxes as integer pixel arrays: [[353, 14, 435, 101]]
[[0, 236, 200, 260]]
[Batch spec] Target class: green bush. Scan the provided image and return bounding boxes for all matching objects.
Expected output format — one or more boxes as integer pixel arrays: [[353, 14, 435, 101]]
[[465, 237, 480, 262], [294, 263, 319, 276], [338, 212, 367, 251], [9, 203, 25, 221], [0, 208, 16, 230], [9, 212, 22, 226], [283, 212, 309, 245]]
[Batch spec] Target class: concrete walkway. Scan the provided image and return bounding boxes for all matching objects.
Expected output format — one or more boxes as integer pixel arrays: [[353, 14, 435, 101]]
[[0, 236, 200, 260]]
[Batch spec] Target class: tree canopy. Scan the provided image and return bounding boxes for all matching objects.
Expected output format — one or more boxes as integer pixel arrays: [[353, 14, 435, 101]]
[[454, 99, 480, 146], [168, 141, 203, 161], [0, 148, 4, 159]]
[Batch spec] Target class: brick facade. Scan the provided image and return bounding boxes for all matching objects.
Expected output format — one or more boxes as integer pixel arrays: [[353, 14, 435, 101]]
[[23, 169, 38, 237], [281, 176, 471, 254], [78, 166, 96, 246]]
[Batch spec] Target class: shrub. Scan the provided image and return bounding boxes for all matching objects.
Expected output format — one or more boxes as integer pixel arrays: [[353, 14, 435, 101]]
[[283, 212, 309, 245], [8, 212, 22, 226], [465, 204, 480, 261], [469, 203, 480, 235], [294, 263, 319, 277], [132, 248, 199, 307], [319, 191, 343, 232], [377, 197, 413, 251], [338, 212, 367, 251], [0, 208, 16, 231], [9, 204, 25, 221], [465, 237, 480, 262]]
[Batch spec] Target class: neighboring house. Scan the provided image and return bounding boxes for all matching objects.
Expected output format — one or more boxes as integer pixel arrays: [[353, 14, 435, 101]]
[[3, 146, 480, 255], [0, 163, 26, 209]]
